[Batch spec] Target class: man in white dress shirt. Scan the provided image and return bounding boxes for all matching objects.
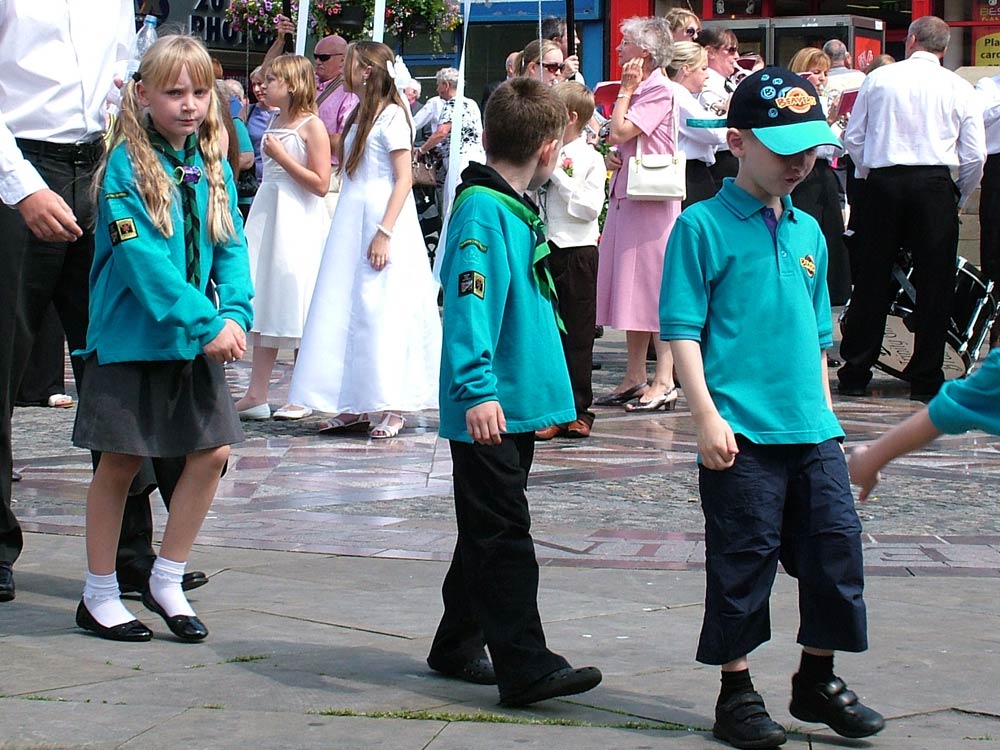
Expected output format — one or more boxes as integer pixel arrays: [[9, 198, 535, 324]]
[[0, 2, 206, 602], [838, 15, 986, 402]]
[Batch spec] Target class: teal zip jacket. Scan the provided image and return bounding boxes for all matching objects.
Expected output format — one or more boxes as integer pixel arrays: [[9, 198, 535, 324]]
[[79, 140, 253, 364], [439, 163, 575, 442]]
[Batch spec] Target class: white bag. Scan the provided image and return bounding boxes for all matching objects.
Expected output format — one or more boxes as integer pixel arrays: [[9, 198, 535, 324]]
[[625, 100, 686, 202]]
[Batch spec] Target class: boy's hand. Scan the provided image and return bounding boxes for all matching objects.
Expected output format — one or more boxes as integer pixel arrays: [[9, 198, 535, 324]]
[[697, 413, 739, 470], [604, 149, 623, 171], [203, 319, 247, 363], [847, 445, 881, 502], [466, 401, 506, 445]]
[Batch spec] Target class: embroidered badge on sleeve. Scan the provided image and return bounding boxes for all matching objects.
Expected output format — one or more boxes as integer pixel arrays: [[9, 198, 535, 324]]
[[799, 254, 816, 277], [458, 270, 486, 299], [109, 218, 139, 246], [459, 238, 488, 254]]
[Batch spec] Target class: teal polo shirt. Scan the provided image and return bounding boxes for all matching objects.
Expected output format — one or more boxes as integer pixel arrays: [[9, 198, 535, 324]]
[[660, 178, 844, 445]]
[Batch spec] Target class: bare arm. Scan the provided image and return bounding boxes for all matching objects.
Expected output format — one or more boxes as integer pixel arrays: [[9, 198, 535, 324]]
[[848, 410, 941, 501], [671, 339, 739, 470], [262, 15, 295, 68], [366, 147, 413, 271], [262, 118, 331, 196], [608, 58, 645, 145], [418, 122, 452, 155]]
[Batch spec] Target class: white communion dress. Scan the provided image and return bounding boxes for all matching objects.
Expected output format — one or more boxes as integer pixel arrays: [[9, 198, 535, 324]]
[[243, 114, 331, 348], [288, 104, 442, 414]]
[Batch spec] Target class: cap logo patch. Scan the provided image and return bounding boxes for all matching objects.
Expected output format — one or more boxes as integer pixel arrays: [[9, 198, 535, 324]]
[[800, 254, 816, 277], [775, 87, 817, 114]]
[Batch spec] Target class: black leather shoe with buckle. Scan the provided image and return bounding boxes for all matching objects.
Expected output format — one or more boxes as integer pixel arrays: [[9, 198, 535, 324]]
[[789, 674, 885, 739], [713, 690, 787, 749]]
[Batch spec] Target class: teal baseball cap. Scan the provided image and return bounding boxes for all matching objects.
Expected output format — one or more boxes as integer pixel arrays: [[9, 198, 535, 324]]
[[726, 67, 841, 156]]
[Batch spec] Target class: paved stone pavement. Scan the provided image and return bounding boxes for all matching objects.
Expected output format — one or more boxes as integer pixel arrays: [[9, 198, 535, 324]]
[[2, 330, 999, 748]]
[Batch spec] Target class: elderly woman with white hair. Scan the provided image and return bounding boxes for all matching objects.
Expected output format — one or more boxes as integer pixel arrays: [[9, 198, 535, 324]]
[[414, 67, 485, 214], [595, 16, 682, 412]]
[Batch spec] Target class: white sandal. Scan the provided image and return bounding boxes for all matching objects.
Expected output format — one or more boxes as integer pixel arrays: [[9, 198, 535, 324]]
[[318, 413, 370, 434], [47, 393, 74, 408], [370, 412, 405, 440]]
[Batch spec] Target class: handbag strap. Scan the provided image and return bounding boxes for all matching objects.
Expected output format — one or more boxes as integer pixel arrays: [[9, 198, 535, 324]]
[[636, 93, 680, 163]]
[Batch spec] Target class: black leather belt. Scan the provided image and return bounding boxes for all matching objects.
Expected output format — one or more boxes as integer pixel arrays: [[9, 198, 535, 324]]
[[16, 137, 105, 164]]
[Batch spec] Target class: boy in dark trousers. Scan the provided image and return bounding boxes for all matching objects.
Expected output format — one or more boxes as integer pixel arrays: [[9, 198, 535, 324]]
[[427, 77, 602, 707], [660, 68, 885, 749]]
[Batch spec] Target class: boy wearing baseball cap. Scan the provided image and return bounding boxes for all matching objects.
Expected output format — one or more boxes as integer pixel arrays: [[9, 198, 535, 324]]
[[660, 68, 885, 749]]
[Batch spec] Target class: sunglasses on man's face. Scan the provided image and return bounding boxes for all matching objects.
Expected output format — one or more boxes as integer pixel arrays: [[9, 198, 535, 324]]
[[541, 62, 565, 73], [313, 52, 344, 62]]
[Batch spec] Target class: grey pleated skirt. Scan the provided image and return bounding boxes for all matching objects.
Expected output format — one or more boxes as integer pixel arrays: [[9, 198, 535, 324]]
[[73, 355, 243, 457]]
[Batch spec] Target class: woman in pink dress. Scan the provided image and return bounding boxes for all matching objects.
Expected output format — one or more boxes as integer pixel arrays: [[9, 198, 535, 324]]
[[596, 16, 682, 411]]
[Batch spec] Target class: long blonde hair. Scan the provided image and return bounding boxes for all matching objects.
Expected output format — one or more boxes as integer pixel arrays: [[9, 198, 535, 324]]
[[96, 35, 235, 244], [339, 42, 413, 178]]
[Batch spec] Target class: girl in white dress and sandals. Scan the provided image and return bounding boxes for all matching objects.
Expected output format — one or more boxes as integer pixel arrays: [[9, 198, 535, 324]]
[[235, 54, 331, 421], [289, 42, 441, 439]]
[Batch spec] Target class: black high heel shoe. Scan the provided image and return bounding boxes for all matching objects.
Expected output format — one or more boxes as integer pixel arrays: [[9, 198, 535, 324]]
[[624, 387, 679, 412], [75, 599, 153, 642], [141, 589, 208, 642]]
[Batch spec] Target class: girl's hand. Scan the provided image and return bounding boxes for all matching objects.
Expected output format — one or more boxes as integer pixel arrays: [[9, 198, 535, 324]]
[[619, 58, 645, 95], [204, 319, 247, 363], [847, 445, 881, 502], [367, 231, 390, 271], [262, 133, 286, 160]]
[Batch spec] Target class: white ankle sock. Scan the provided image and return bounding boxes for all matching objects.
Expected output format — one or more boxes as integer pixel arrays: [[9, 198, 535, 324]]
[[83, 572, 135, 628], [150, 556, 195, 618]]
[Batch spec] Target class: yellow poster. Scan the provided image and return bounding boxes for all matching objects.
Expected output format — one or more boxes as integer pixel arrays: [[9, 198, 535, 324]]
[[974, 29, 1000, 65]]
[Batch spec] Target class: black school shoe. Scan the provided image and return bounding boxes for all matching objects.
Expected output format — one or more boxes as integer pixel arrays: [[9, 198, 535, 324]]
[[75, 599, 153, 642], [117, 562, 208, 594], [498, 666, 602, 707], [713, 690, 787, 749], [789, 673, 885, 739]]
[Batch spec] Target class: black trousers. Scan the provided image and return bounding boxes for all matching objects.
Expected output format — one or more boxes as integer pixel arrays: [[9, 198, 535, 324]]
[[682, 159, 716, 210], [429, 436, 569, 698], [980, 153, 1000, 285], [0, 144, 95, 564], [791, 159, 851, 306], [549, 242, 597, 427], [15, 304, 66, 405], [838, 165, 959, 396], [0, 141, 162, 566]]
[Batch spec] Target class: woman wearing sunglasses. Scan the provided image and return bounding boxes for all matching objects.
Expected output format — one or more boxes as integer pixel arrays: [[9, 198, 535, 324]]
[[514, 39, 565, 86], [594, 16, 682, 413], [697, 26, 741, 191], [664, 7, 701, 43]]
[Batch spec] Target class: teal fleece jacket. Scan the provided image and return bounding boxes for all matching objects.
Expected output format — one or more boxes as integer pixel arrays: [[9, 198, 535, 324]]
[[80, 140, 253, 364], [438, 163, 575, 442], [929, 347, 1000, 435]]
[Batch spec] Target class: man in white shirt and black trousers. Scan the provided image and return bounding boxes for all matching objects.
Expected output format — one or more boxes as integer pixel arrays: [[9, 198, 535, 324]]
[[0, 2, 207, 603], [837, 15, 986, 403]]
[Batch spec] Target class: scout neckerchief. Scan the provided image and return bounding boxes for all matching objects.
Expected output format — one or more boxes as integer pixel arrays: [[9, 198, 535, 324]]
[[452, 185, 565, 334], [149, 129, 201, 287]]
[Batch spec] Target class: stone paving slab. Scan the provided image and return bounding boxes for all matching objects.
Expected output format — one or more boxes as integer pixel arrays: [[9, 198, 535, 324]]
[[3, 532, 999, 749]]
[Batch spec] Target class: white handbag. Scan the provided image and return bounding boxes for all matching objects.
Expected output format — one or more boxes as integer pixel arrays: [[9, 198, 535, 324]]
[[625, 100, 686, 202]]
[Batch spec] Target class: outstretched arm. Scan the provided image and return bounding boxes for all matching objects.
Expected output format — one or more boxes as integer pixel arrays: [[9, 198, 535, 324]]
[[848, 409, 940, 501]]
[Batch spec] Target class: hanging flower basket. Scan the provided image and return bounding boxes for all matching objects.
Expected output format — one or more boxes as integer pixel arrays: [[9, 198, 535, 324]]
[[225, 0, 461, 47]]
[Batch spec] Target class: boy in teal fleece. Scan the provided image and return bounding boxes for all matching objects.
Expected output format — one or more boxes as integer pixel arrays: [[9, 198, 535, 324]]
[[428, 78, 602, 707], [849, 347, 1000, 498]]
